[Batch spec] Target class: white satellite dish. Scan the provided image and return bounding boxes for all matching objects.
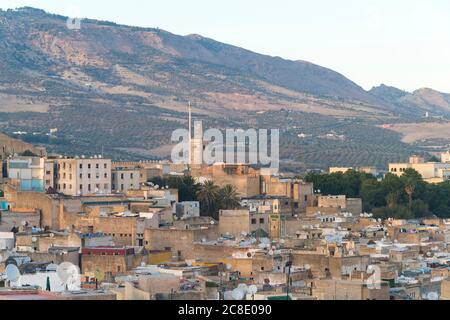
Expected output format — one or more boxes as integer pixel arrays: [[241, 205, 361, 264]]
[[248, 285, 258, 295], [238, 283, 248, 293], [57, 262, 79, 283], [232, 288, 245, 301], [427, 292, 439, 301], [6, 264, 21, 283], [32, 237, 38, 243], [305, 264, 311, 270]]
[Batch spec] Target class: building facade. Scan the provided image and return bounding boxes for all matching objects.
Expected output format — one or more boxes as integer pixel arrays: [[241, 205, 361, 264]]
[[55, 157, 112, 196]]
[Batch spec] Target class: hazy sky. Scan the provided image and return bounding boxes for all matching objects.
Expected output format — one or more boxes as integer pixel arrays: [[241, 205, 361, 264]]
[[1, 0, 450, 92]]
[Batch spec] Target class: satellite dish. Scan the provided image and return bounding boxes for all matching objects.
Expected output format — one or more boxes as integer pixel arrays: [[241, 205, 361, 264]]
[[248, 285, 258, 295], [305, 264, 311, 270], [57, 262, 79, 283], [238, 283, 248, 293], [46, 264, 58, 272], [49, 233, 55, 238], [210, 221, 215, 225], [427, 292, 439, 301], [232, 288, 245, 301], [6, 264, 21, 283], [32, 237, 38, 243], [226, 264, 232, 271]]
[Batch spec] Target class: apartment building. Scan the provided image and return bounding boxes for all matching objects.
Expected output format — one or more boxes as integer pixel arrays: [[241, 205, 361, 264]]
[[6, 157, 45, 192], [112, 167, 141, 193], [55, 157, 112, 196]]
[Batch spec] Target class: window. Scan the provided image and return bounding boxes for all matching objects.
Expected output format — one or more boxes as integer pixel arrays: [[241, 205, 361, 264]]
[[79, 164, 83, 169], [88, 174, 91, 179], [104, 163, 107, 169], [260, 218, 265, 224], [96, 163, 99, 169], [104, 184, 109, 190], [63, 184, 66, 190], [80, 174, 83, 179], [88, 164, 91, 169], [121, 173, 124, 179], [121, 184, 124, 190], [251, 219, 257, 225], [88, 184, 91, 191], [104, 173, 108, 179], [80, 184, 83, 190], [130, 173, 134, 179]]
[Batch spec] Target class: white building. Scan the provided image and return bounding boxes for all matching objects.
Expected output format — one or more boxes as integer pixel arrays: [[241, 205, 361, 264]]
[[0, 232, 14, 250], [55, 157, 112, 196], [174, 202, 200, 220], [7, 157, 45, 192]]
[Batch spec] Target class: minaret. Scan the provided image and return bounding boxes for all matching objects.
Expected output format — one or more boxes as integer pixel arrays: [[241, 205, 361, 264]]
[[188, 101, 192, 166]]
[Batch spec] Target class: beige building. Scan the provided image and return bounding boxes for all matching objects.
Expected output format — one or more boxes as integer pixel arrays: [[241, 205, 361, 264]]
[[389, 155, 450, 184], [218, 209, 269, 238], [441, 151, 450, 164], [317, 195, 363, 216], [112, 167, 141, 193], [55, 157, 112, 196]]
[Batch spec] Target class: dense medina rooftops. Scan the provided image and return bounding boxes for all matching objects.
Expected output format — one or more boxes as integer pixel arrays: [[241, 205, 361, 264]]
[[81, 247, 135, 256]]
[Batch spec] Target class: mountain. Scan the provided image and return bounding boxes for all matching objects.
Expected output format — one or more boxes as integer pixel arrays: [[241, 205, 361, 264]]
[[0, 132, 46, 158], [370, 84, 450, 116], [0, 7, 441, 169], [401, 88, 450, 114], [0, 7, 391, 117]]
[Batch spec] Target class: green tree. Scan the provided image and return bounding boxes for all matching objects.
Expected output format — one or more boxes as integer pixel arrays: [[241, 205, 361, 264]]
[[197, 180, 221, 219], [219, 185, 241, 210]]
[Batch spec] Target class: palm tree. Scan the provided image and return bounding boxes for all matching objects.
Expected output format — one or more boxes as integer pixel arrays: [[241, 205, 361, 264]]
[[196, 180, 221, 218], [386, 192, 399, 209], [404, 180, 416, 209], [219, 185, 241, 210]]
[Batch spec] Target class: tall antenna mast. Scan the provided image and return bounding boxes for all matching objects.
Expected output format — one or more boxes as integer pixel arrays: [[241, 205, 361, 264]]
[[188, 101, 192, 166]]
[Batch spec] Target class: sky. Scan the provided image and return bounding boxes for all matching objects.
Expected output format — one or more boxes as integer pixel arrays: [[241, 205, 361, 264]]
[[1, 0, 450, 93]]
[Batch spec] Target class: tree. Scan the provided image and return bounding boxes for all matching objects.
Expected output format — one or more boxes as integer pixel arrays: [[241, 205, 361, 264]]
[[219, 185, 241, 210], [428, 156, 440, 162], [20, 149, 37, 157], [404, 180, 416, 209], [197, 180, 221, 219]]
